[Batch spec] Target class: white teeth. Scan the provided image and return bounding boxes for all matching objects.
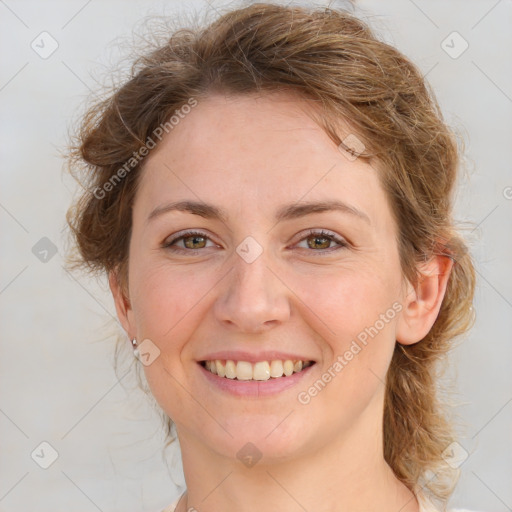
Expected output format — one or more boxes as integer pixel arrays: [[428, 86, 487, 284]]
[[283, 360, 294, 376], [269, 360, 284, 378], [225, 360, 237, 379], [202, 359, 313, 380], [215, 360, 225, 378], [236, 361, 253, 380], [253, 361, 270, 381]]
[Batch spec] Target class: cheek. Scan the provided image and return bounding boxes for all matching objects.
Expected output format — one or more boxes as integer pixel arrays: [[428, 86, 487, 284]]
[[129, 258, 216, 340], [129, 261, 218, 416], [291, 265, 400, 395], [292, 269, 398, 429], [293, 265, 399, 344]]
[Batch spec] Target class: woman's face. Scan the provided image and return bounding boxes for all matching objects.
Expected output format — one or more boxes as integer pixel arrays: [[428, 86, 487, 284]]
[[115, 92, 411, 463]]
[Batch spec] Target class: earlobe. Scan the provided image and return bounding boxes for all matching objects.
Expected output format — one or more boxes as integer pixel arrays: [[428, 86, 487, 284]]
[[396, 255, 454, 346], [108, 270, 135, 338]]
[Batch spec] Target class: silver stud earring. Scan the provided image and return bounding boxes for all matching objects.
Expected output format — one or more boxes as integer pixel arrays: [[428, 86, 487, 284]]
[[131, 338, 139, 358]]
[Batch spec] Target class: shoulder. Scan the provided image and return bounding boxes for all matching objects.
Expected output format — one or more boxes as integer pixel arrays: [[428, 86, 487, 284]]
[[158, 495, 484, 512], [157, 501, 178, 512], [156, 501, 486, 512], [158, 505, 176, 512], [449, 510, 485, 512], [158, 495, 181, 512], [158, 505, 483, 512], [417, 492, 484, 512]]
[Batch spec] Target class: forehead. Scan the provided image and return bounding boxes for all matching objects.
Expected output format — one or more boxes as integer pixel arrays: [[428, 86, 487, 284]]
[[147, 92, 343, 171], [135, 92, 392, 231]]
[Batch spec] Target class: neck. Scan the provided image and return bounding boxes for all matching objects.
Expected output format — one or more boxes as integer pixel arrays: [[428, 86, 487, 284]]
[[173, 389, 419, 512]]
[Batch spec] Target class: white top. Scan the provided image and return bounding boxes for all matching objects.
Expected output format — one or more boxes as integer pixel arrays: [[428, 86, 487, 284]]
[[159, 491, 481, 512]]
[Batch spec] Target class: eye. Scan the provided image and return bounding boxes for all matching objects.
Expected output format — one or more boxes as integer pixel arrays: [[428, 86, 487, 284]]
[[162, 230, 217, 252], [162, 229, 348, 255], [294, 229, 348, 253]]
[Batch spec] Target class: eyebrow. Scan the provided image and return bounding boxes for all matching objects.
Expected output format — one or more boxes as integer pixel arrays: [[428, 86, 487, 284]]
[[147, 199, 371, 225]]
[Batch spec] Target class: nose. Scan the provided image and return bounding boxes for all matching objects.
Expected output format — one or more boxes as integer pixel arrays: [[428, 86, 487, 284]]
[[213, 246, 291, 333]]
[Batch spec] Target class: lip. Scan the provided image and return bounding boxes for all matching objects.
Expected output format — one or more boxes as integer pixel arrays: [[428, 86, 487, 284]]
[[197, 360, 316, 398], [196, 350, 316, 364]]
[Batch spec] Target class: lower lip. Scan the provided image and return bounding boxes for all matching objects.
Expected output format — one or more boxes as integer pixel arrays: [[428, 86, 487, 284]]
[[197, 362, 316, 398]]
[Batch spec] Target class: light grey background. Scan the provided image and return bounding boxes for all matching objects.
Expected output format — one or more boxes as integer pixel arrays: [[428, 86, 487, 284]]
[[1, 0, 511, 511]]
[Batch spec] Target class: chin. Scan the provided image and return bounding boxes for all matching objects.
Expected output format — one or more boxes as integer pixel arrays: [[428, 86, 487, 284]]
[[202, 414, 315, 466]]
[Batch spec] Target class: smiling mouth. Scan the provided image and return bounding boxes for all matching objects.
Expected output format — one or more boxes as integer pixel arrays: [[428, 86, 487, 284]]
[[199, 359, 315, 381]]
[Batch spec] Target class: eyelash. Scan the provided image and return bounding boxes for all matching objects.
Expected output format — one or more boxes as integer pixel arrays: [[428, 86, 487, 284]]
[[162, 229, 348, 255]]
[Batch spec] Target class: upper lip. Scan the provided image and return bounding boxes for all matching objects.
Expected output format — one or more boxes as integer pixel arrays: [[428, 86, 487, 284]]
[[197, 350, 316, 363]]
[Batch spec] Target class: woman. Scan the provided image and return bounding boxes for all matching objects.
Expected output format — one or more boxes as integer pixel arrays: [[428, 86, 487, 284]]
[[66, 3, 477, 511]]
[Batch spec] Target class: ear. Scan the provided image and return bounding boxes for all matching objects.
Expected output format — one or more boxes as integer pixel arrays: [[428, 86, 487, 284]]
[[109, 269, 136, 339], [396, 254, 454, 345]]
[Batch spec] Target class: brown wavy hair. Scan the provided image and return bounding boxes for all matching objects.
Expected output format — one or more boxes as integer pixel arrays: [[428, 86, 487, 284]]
[[65, 2, 476, 505]]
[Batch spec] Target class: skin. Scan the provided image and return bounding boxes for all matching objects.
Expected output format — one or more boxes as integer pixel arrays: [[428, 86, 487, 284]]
[[110, 91, 453, 512]]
